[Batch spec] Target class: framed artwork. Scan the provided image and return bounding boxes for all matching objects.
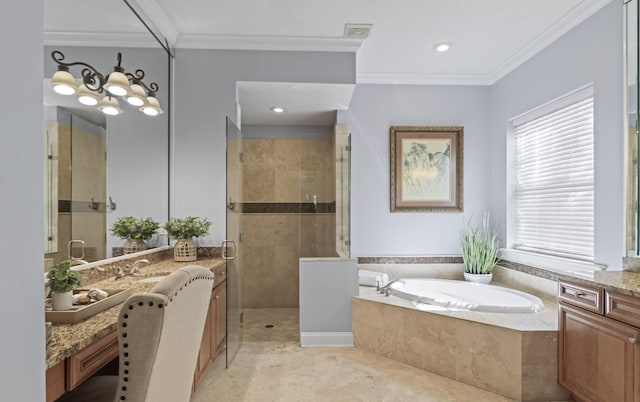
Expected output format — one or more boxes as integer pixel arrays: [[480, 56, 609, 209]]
[[390, 126, 463, 212]]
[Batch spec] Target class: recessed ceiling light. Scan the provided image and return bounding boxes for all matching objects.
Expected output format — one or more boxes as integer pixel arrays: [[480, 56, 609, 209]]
[[433, 42, 453, 53], [270, 106, 285, 113]]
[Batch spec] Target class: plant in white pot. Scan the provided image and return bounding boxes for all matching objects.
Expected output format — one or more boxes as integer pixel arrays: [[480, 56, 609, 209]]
[[460, 213, 499, 284], [163, 216, 212, 262], [110, 216, 160, 254], [46, 260, 82, 310]]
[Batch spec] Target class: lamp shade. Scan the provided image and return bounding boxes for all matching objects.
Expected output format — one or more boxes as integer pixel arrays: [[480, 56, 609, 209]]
[[97, 96, 122, 116], [76, 84, 101, 106], [103, 71, 130, 96], [50, 70, 77, 95], [124, 84, 147, 107], [140, 96, 163, 116]]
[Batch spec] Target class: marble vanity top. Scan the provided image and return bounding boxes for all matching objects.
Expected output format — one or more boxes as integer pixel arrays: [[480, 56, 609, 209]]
[[46, 256, 224, 368]]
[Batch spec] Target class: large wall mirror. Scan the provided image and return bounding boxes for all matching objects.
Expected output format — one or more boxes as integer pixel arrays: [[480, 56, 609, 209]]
[[44, 0, 171, 264]]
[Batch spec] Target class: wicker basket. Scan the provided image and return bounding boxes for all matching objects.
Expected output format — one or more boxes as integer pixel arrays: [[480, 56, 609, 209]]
[[123, 239, 146, 254], [174, 238, 197, 261]]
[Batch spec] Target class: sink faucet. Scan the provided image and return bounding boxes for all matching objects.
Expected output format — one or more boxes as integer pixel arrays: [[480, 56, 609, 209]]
[[126, 259, 150, 276]]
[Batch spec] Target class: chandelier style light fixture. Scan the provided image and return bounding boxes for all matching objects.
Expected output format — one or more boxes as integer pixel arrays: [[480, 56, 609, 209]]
[[49, 50, 163, 117]]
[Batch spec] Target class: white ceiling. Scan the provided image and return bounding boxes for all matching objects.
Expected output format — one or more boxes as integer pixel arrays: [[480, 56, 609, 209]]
[[44, 0, 614, 125]]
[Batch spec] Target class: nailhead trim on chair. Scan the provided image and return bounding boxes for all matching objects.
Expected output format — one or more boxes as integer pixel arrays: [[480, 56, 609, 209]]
[[117, 274, 214, 401]]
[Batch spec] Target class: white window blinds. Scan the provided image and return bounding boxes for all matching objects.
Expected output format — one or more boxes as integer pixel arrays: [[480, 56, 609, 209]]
[[512, 87, 594, 261]]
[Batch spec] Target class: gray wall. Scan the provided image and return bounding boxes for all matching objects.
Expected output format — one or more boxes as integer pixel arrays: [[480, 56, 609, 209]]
[[173, 49, 355, 245], [347, 85, 492, 256], [489, 0, 623, 268], [0, 0, 46, 400]]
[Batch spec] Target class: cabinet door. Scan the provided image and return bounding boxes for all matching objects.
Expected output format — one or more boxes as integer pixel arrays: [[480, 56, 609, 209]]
[[559, 303, 639, 402], [214, 284, 227, 356]]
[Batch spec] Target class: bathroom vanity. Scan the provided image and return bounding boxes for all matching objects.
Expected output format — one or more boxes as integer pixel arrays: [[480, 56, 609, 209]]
[[45, 255, 225, 402], [557, 274, 640, 402]]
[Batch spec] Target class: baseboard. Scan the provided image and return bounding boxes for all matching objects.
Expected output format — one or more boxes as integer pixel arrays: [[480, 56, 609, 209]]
[[300, 332, 354, 347]]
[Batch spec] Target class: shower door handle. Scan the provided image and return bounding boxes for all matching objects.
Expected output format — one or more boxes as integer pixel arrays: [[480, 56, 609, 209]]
[[222, 240, 237, 260]]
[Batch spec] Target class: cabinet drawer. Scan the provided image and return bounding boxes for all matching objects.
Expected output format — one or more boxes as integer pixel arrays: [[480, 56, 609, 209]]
[[213, 264, 227, 288], [66, 331, 118, 390], [606, 291, 640, 328], [558, 280, 604, 314]]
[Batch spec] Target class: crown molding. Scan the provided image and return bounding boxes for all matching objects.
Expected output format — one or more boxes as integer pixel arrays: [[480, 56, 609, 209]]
[[44, 32, 160, 48], [176, 34, 363, 52], [128, 0, 179, 46], [356, 72, 493, 86], [488, 0, 613, 83], [357, 0, 612, 86]]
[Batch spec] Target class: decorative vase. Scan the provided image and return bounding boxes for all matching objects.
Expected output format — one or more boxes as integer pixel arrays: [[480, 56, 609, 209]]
[[464, 272, 493, 284], [51, 291, 74, 311], [124, 238, 146, 254], [174, 238, 197, 261]]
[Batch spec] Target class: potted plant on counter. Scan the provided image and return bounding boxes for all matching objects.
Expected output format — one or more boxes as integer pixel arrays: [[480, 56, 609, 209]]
[[46, 260, 82, 310], [110, 216, 160, 254], [163, 216, 212, 262], [460, 212, 500, 284]]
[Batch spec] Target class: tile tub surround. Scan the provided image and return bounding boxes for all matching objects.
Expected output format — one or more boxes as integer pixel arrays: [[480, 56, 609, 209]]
[[46, 256, 224, 368], [353, 289, 568, 401]]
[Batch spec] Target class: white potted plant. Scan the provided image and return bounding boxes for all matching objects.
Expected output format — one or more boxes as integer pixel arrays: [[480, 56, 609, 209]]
[[163, 216, 212, 261], [110, 216, 160, 254], [460, 212, 499, 284], [46, 260, 82, 310]]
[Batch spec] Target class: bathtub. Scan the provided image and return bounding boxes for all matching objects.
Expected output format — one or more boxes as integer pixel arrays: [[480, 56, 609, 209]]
[[387, 278, 544, 313]]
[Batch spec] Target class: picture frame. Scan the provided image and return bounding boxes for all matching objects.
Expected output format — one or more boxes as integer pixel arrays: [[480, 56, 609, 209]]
[[390, 126, 463, 212]]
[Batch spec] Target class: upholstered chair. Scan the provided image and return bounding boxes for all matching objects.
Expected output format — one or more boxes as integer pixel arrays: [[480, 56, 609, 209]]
[[56, 265, 214, 402]]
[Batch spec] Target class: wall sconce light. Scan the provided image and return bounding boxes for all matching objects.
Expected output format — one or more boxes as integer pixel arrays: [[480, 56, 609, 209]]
[[49, 50, 163, 117]]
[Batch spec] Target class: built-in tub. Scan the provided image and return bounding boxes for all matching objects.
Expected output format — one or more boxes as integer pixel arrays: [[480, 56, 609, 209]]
[[387, 278, 544, 313], [353, 273, 569, 401]]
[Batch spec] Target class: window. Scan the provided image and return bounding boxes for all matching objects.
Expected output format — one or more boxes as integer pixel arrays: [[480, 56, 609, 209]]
[[511, 86, 594, 261]]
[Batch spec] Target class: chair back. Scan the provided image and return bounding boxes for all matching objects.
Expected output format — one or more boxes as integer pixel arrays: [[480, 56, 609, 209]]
[[114, 265, 214, 402]]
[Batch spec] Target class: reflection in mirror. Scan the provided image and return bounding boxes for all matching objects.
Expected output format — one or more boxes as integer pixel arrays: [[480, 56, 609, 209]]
[[44, 0, 170, 265], [627, 0, 639, 257]]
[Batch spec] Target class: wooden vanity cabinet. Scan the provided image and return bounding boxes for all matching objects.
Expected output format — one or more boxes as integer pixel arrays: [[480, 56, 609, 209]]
[[194, 264, 227, 388], [558, 280, 640, 402]]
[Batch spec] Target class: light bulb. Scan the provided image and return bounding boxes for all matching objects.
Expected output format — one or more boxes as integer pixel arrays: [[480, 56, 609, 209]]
[[50, 70, 77, 95]]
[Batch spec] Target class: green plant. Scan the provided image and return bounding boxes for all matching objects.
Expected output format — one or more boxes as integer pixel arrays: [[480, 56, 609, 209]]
[[460, 213, 499, 274], [46, 260, 82, 293], [163, 216, 212, 239], [110, 216, 160, 240]]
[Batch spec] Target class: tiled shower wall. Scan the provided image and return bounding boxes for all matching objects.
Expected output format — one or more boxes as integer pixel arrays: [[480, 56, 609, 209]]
[[242, 135, 337, 308]]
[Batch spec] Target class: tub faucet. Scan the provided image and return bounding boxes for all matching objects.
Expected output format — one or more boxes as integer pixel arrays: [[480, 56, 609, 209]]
[[377, 279, 403, 296]]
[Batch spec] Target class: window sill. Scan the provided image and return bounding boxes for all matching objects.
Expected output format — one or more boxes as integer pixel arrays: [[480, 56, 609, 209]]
[[499, 249, 606, 277]]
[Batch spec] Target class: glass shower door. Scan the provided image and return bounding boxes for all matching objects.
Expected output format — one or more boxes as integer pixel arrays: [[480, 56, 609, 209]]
[[225, 117, 243, 366], [70, 114, 107, 262]]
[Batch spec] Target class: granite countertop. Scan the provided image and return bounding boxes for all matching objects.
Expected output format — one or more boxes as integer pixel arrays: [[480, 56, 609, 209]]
[[46, 257, 224, 369], [499, 260, 640, 298]]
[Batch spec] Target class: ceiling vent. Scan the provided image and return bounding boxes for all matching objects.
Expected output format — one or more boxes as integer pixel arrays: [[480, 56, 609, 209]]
[[344, 24, 372, 40]]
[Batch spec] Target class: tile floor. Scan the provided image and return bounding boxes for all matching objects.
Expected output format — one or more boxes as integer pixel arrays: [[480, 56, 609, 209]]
[[191, 308, 520, 402]]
